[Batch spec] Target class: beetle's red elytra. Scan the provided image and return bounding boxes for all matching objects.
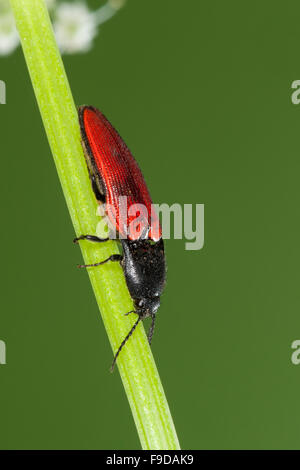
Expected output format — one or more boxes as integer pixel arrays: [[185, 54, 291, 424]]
[[79, 106, 161, 241], [75, 106, 166, 371]]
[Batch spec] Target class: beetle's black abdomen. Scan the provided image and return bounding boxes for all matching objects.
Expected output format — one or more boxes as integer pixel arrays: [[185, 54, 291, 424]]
[[121, 238, 166, 306]]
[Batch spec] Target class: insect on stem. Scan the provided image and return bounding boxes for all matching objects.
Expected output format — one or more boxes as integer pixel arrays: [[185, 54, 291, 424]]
[[76, 106, 166, 369]]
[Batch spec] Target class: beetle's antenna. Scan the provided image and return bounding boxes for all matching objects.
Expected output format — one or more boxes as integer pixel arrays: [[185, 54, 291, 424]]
[[110, 316, 141, 372], [147, 313, 156, 345]]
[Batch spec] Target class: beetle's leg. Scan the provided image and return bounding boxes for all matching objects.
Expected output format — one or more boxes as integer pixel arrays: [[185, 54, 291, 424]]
[[78, 254, 123, 269], [73, 235, 109, 244], [74, 235, 122, 268], [124, 310, 136, 316]]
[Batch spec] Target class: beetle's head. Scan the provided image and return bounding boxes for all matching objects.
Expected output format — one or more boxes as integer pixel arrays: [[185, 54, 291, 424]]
[[135, 296, 160, 346], [136, 296, 160, 318]]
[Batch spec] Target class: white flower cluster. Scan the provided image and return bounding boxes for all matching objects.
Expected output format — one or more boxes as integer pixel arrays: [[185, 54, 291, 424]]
[[0, 0, 126, 56]]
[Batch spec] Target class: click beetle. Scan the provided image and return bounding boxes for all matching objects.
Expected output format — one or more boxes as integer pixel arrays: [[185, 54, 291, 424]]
[[75, 106, 166, 370]]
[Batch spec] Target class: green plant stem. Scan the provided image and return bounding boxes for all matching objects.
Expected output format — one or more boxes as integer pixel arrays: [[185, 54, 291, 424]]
[[10, 0, 180, 450]]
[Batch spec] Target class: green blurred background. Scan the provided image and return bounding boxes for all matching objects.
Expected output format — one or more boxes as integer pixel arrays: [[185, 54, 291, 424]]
[[1, 0, 300, 450]]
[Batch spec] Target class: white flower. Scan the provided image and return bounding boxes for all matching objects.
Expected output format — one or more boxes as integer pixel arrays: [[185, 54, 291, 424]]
[[53, 2, 98, 54], [0, 1, 19, 56]]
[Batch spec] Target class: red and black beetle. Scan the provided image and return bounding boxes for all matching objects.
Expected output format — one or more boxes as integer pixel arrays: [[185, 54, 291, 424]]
[[74, 106, 166, 370]]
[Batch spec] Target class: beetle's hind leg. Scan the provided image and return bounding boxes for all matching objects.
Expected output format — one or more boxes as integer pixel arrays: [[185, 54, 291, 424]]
[[73, 234, 109, 244]]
